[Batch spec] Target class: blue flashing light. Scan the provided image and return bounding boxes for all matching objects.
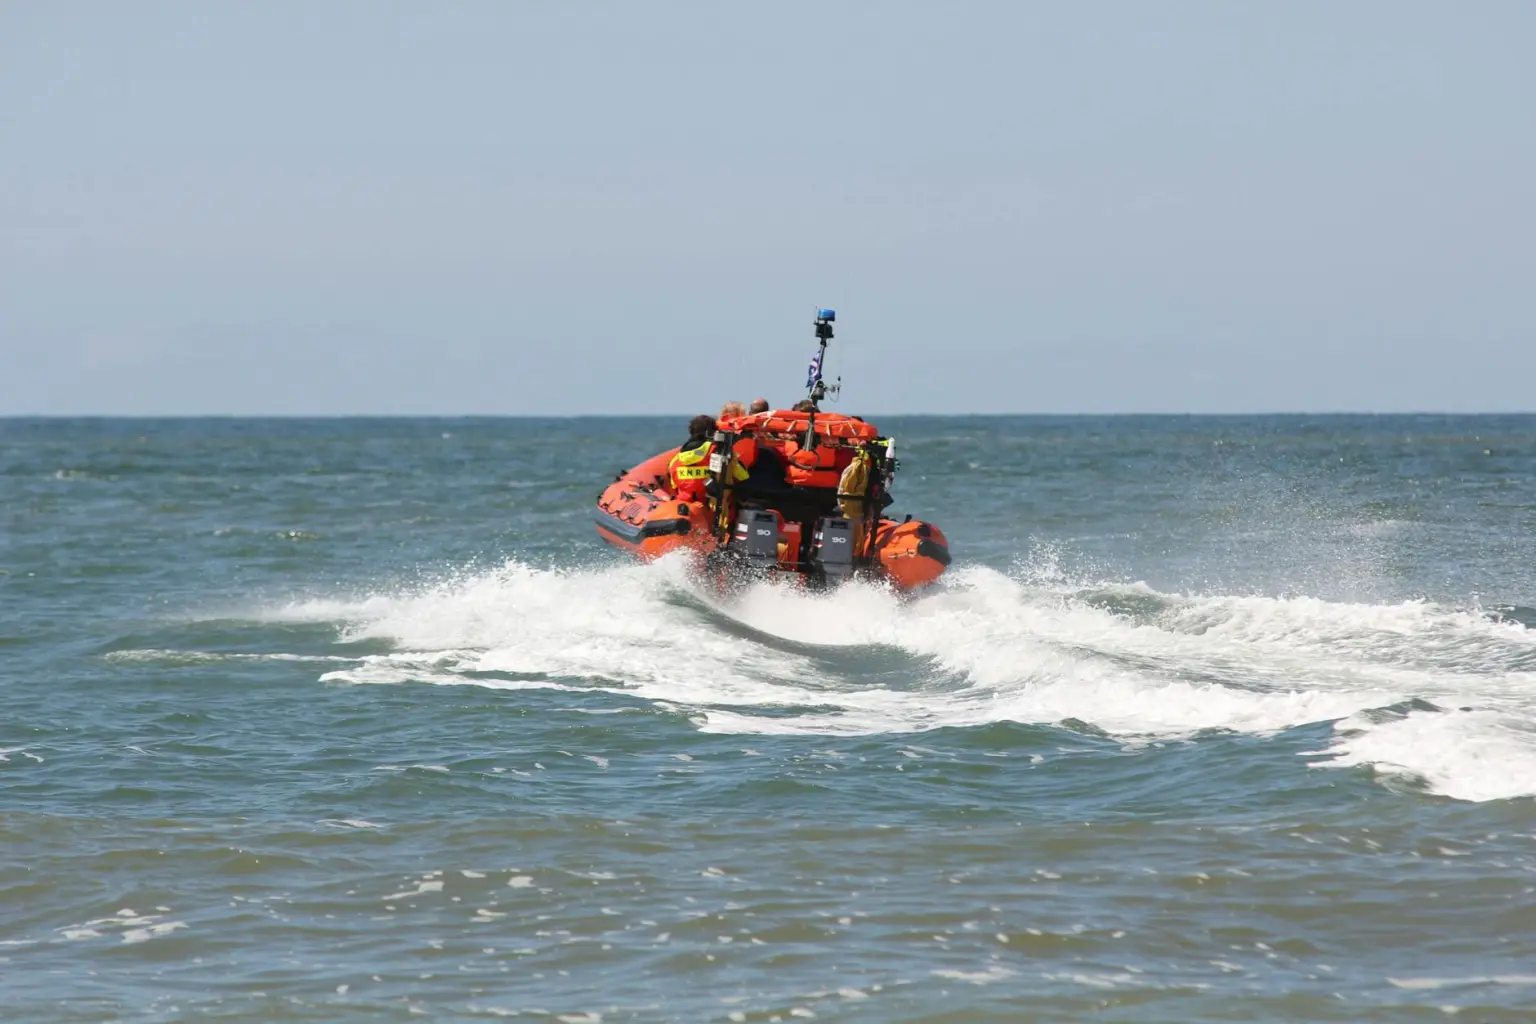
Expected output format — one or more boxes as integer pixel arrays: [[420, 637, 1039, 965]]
[[816, 308, 836, 321]]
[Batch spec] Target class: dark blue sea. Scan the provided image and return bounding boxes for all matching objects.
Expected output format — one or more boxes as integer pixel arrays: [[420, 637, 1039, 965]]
[[4, 415, 1536, 1022]]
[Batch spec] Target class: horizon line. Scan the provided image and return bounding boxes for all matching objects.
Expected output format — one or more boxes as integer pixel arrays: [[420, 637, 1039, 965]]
[[4, 410, 1536, 420]]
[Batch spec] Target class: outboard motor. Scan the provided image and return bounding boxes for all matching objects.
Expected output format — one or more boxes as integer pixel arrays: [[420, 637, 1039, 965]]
[[810, 516, 856, 581], [733, 510, 782, 568]]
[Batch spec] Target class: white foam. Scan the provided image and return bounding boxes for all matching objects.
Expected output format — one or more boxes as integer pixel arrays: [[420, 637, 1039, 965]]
[[122, 921, 187, 945], [382, 879, 444, 901], [1388, 975, 1536, 990], [933, 966, 1015, 985], [263, 558, 1536, 802], [1316, 707, 1536, 803], [56, 910, 187, 945]]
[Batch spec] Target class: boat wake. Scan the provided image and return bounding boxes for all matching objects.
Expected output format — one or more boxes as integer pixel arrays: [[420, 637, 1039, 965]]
[[262, 556, 1536, 803]]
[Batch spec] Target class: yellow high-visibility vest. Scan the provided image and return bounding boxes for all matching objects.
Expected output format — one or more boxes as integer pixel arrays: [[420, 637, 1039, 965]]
[[668, 442, 748, 485]]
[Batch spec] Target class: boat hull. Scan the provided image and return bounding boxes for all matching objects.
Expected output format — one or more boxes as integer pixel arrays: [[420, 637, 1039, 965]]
[[594, 450, 950, 590]]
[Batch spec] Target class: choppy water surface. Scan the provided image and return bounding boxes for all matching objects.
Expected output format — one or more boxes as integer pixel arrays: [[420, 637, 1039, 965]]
[[4, 415, 1536, 1022]]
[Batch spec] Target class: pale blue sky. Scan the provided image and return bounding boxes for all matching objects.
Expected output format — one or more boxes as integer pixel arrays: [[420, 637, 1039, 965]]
[[2, 1, 1532, 414]]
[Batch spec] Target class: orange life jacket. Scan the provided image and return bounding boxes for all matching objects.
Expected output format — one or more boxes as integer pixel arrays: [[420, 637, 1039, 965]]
[[782, 442, 855, 488], [719, 409, 879, 442]]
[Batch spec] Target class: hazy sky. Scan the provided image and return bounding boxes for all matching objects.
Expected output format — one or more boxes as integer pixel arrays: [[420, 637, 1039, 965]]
[[3, 2, 1533, 414]]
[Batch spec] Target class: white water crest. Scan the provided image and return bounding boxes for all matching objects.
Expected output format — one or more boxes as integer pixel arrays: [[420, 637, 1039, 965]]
[[274, 557, 1536, 803]]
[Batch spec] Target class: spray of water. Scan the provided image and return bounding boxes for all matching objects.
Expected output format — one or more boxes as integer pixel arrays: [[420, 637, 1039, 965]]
[[266, 553, 1536, 803]]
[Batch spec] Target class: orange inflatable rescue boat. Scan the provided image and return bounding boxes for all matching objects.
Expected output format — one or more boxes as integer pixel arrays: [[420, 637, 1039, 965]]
[[594, 309, 951, 591]]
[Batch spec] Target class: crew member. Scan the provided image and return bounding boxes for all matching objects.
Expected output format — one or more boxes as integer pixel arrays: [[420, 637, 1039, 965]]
[[668, 413, 746, 502]]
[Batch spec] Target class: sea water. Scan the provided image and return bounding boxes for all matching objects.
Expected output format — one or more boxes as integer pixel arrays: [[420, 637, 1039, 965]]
[[3, 415, 1535, 1021]]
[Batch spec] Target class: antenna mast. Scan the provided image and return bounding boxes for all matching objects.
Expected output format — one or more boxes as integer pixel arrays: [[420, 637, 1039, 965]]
[[803, 308, 840, 449]]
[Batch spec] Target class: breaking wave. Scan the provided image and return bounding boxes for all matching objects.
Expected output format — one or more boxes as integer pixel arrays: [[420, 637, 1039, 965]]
[[266, 557, 1536, 803]]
